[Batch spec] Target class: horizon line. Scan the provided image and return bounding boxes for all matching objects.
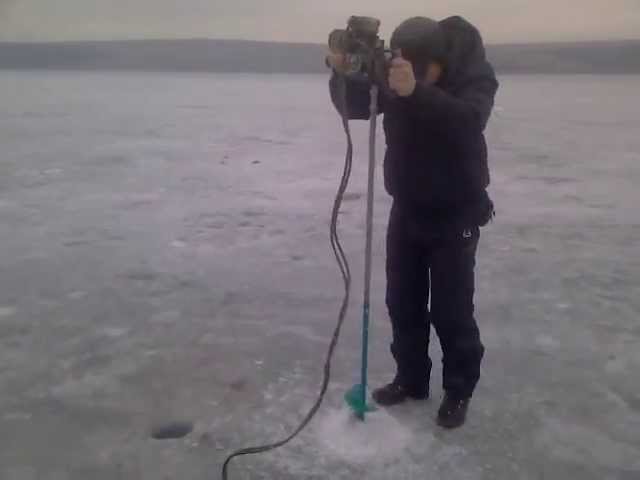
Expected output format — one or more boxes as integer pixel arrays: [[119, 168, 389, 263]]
[[1, 37, 639, 48]]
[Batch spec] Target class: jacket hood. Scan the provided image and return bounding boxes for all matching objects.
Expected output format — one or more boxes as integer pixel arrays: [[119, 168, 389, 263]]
[[438, 16, 492, 86]]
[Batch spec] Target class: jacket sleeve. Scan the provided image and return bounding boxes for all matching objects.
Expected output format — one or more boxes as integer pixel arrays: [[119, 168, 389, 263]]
[[404, 73, 498, 138], [329, 71, 385, 120]]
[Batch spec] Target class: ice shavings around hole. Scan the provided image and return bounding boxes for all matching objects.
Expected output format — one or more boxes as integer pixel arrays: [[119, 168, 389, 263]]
[[315, 407, 413, 465]]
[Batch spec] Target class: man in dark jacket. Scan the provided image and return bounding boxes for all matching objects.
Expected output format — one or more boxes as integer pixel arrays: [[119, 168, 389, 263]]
[[327, 16, 498, 428]]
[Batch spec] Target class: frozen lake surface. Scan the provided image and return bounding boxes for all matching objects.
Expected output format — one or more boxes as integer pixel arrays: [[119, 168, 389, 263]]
[[0, 71, 639, 479]]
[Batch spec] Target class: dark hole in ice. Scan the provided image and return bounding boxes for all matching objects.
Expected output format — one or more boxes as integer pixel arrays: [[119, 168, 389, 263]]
[[150, 421, 194, 440]]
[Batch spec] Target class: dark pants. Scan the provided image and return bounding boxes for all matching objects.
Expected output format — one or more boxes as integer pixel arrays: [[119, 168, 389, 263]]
[[385, 202, 485, 399]]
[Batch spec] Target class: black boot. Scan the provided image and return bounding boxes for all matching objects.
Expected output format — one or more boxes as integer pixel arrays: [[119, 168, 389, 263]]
[[437, 393, 470, 429], [372, 378, 429, 407]]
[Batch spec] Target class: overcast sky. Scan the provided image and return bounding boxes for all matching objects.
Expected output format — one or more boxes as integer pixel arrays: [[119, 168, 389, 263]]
[[1, 0, 639, 44]]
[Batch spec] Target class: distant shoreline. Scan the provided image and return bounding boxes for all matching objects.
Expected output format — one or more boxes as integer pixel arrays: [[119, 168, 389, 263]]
[[1, 39, 639, 74], [2, 69, 639, 77]]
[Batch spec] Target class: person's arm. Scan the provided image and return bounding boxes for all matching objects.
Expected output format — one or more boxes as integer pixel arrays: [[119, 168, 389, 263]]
[[404, 73, 498, 138], [389, 55, 498, 138]]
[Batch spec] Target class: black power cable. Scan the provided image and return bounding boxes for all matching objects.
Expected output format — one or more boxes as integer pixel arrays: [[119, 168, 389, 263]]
[[221, 76, 354, 479]]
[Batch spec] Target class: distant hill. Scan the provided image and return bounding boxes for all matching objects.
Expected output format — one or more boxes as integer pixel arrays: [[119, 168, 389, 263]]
[[1, 39, 639, 74], [489, 40, 640, 74]]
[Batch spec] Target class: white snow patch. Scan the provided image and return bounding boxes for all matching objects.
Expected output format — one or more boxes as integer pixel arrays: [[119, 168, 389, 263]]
[[2, 412, 32, 421], [101, 327, 129, 338], [535, 418, 640, 470], [4, 466, 37, 480], [316, 407, 414, 465], [151, 310, 181, 324], [51, 373, 113, 397], [535, 334, 560, 349], [67, 291, 88, 300], [0, 306, 17, 317]]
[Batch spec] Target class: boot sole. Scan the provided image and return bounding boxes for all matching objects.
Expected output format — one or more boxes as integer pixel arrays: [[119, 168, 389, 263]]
[[436, 415, 467, 429], [372, 393, 429, 407]]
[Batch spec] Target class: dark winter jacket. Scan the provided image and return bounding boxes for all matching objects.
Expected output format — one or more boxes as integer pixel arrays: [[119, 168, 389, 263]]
[[329, 16, 499, 231]]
